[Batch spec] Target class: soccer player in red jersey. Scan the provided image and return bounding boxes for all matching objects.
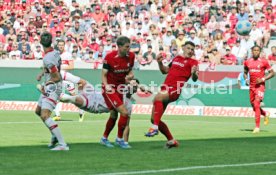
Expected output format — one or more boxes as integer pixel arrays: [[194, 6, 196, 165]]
[[100, 36, 135, 148], [244, 45, 275, 133], [145, 41, 199, 148]]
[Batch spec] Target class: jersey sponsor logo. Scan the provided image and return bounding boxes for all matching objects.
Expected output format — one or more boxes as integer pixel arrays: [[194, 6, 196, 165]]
[[172, 61, 185, 67], [250, 69, 261, 73], [114, 68, 130, 73]]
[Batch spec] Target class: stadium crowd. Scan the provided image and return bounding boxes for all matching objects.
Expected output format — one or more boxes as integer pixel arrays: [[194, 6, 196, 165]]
[[0, 0, 275, 68]]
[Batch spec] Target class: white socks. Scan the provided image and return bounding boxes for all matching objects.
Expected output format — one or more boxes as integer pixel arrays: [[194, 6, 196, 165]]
[[44, 118, 66, 146], [54, 102, 62, 116]]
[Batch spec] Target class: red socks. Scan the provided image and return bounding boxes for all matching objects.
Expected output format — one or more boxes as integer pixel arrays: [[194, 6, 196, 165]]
[[254, 101, 261, 128], [118, 115, 128, 138], [103, 117, 116, 138], [153, 101, 164, 126], [159, 121, 173, 141]]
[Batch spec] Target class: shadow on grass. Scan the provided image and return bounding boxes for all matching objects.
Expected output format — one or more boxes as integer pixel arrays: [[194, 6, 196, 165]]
[[1, 136, 276, 175], [240, 129, 269, 132]]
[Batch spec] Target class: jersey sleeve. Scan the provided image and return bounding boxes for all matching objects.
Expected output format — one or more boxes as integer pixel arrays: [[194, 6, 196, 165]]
[[102, 53, 111, 70], [44, 55, 58, 73]]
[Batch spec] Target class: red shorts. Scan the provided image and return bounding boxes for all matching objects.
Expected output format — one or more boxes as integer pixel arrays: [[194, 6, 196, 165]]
[[161, 85, 181, 102], [250, 86, 265, 104], [102, 86, 124, 110]]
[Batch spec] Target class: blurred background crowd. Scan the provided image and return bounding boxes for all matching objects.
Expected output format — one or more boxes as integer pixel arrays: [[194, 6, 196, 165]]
[[0, 0, 275, 69]]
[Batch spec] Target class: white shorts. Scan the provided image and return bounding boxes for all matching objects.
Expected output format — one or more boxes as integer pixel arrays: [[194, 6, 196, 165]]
[[60, 71, 80, 94], [80, 91, 132, 116], [37, 82, 62, 111]]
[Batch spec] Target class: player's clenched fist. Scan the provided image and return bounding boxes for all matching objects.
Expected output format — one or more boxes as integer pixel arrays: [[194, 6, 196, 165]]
[[156, 53, 163, 63]]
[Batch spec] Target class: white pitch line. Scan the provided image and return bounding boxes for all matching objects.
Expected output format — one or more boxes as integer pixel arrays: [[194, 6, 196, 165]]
[[95, 161, 276, 175], [0, 120, 276, 126]]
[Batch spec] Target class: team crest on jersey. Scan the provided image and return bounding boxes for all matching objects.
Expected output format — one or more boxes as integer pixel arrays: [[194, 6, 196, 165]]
[[114, 101, 117, 105], [127, 63, 130, 67]]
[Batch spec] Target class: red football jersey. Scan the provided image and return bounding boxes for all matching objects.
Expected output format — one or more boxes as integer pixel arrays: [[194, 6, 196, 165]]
[[103, 51, 135, 87], [164, 56, 198, 88], [244, 58, 272, 87]]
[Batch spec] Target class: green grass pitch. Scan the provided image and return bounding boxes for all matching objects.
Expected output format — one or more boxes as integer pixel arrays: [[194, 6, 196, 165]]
[[1, 110, 276, 175]]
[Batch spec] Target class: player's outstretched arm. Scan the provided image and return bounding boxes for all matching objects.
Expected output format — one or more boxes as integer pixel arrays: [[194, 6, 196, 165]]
[[157, 53, 169, 74], [36, 69, 45, 81]]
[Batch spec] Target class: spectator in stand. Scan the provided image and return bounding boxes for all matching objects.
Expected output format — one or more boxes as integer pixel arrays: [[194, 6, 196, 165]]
[[71, 3, 83, 17], [206, 15, 218, 34], [241, 35, 255, 58], [221, 46, 237, 65], [194, 44, 204, 61], [209, 0, 218, 16], [5, 28, 17, 43], [249, 21, 263, 47], [175, 30, 186, 50], [32, 44, 44, 60], [237, 6, 249, 21], [227, 31, 238, 48], [162, 28, 176, 51], [21, 44, 33, 60], [253, 6, 263, 22], [268, 46, 276, 64], [140, 45, 156, 66], [257, 15, 271, 48], [130, 37, 140, 55], [141, 37, 152, 55], [18, 36, 31, 53], [103, 36, 113, 53], [208, 48, 222, 65], [231, 39, 248, 65], [188, 30, 201, 46], [9, 43, 21, 60]]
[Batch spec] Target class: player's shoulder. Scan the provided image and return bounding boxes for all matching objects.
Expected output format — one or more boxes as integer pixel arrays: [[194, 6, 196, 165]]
[[128, 51, 135, 58], [105, 51, 118, 60]]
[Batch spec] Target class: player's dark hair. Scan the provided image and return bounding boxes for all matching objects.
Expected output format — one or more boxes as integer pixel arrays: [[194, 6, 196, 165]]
[[251, 45, 262, 51], [57, 39, 65, 45], [40, 32, 52, 47], [116, 36, 130, 47], [271, 46, 276, 49], [183, 41, 195, 47]]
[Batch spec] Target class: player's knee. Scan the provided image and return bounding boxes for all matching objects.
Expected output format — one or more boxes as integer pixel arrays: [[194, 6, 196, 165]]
[[120, 108, 129, 117], [254, 100, 261, 108]]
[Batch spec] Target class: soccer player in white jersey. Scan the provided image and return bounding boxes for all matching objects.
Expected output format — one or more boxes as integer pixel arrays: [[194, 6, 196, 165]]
[[53, 40, 85, 122], [35, 32, 69, 151], [58, 72, 145, 148]]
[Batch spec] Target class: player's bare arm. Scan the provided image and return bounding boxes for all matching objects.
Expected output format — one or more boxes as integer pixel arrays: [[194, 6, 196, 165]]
[[125, 70, 134, 83], [243, 66, 249, 80], [256, 69, 275, 84], [191, 65, 199, 82], [36, 69, 45, 81], [157, 53, 170, 74]]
